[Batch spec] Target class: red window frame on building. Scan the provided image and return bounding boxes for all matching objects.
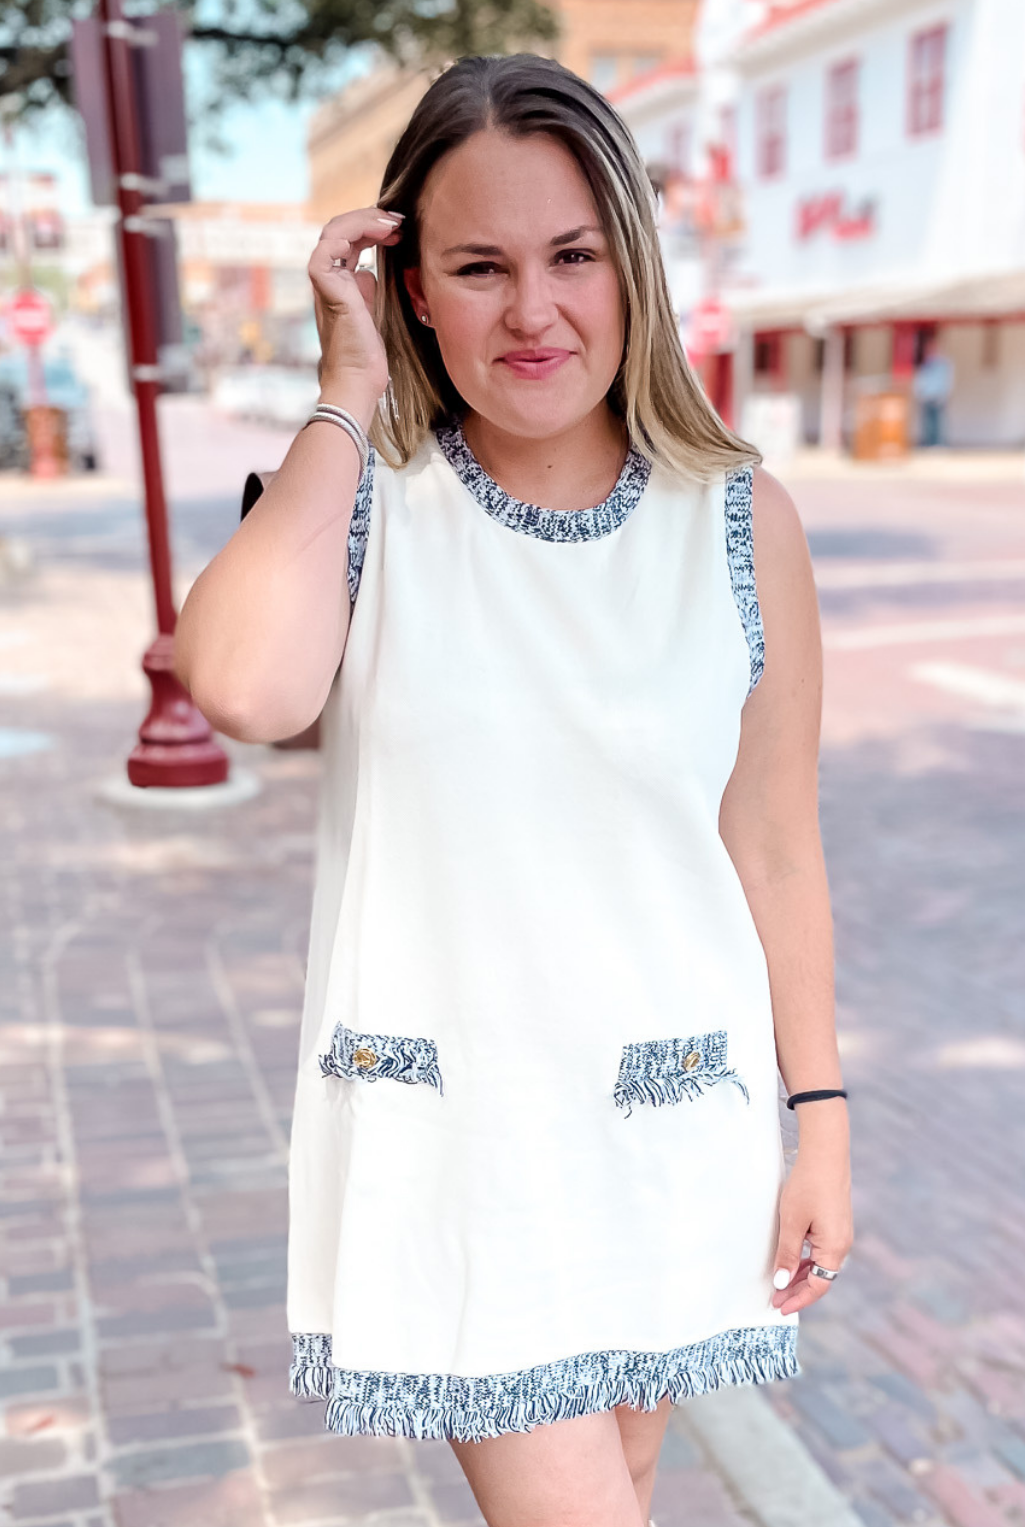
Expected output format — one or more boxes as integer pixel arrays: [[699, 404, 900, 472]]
[[756, 86, 787, 179], [826, 58, 859, 159], [718, 104, 737, 180], [668, 121, 693, 179], [753, 330, 786, 387], [908, 25, 948, 136]]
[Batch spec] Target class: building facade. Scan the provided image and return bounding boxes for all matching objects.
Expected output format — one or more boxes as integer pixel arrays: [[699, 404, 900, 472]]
[[56, 203, 322, 370], [306, 0, 700, 224], [615, 0, 1025, 449]]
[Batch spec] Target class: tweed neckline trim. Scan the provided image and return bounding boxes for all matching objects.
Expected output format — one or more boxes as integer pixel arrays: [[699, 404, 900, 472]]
[[433, 416, 652, 542]]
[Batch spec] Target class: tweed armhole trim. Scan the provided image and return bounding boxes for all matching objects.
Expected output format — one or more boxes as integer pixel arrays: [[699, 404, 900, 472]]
[[724, 464, 765, 696], [289, 1325, 800, 1442], [346, 447, 375, 608]]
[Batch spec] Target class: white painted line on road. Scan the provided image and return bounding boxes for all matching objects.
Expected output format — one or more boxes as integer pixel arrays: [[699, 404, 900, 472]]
[[677, 1385, 866, 1527], [0, 675, 48, 695], [934, 1036, 1025, 1068], [816, 558, 1025, 589], [825, 614, 1025, 650], [909, 661, 1025, 710], [0, 728, 54, 758]]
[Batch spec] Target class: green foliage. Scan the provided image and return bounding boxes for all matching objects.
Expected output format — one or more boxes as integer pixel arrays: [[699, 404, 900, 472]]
[[23, 264, 71, 313], [0, 0, 560, 119]]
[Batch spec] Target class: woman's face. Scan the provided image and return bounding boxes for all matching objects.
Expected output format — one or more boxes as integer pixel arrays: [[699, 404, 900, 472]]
[[404, 129, 626, 440]]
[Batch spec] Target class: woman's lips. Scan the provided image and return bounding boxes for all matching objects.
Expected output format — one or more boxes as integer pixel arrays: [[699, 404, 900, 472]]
[[498, 351, 573, 380]]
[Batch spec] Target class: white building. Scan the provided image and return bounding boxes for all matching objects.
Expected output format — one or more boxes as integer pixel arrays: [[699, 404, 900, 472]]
[[609, 60, 703, 319], [613, 0, 1025, 449]]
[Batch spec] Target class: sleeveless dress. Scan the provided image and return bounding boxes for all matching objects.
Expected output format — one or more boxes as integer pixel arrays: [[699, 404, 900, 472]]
[[274, 415, 801, 1442]]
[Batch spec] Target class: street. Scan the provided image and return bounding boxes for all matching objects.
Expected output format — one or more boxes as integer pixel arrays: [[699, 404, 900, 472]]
[[1, 396, 1024, 1527]]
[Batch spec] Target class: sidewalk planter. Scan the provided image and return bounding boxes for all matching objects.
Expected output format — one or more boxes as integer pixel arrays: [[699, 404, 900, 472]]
[[853, 392, 909, 460]]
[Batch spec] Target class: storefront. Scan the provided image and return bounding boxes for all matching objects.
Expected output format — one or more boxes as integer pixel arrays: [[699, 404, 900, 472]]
[[617, 0, 1025, 449]]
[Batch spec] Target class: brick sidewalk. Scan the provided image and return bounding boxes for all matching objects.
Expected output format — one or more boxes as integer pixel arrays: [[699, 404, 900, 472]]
[[0, 675, 748, 1527], [2, 404, 1025, 1526], [761, 472, 1025, 1527], [0, 406, 761, 1527]]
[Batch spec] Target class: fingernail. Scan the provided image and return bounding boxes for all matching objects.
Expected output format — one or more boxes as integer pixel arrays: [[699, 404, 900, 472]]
[[772, 1268, 792, 1290], [378, 210, 405, 221]]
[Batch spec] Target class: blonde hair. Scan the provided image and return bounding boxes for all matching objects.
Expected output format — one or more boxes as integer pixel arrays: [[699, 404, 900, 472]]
[[371, 53, 760, 481]]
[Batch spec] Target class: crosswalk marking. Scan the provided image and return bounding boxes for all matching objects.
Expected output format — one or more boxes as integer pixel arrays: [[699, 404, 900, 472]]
[[909, 660, 1025, 710], [815, 558, 1025, 589], [825, 613, 1025, 649]]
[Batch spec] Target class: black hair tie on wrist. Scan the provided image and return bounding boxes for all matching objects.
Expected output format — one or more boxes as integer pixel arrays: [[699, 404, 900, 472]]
[[786, 1088, 848, 1110]]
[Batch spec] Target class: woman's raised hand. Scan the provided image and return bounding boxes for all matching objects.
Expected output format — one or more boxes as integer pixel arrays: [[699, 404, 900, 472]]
[[307, 207, 405, 426]]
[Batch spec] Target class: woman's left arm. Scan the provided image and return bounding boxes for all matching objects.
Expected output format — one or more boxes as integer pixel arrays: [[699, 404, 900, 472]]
[[718, 465, 853, 1317]]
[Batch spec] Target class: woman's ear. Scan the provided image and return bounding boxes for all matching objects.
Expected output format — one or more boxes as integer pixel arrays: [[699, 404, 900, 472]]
[[403, 266, 427, 315]]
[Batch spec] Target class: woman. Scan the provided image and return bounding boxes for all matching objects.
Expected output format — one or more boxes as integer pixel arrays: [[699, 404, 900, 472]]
[[174, 52, 852, 1527]]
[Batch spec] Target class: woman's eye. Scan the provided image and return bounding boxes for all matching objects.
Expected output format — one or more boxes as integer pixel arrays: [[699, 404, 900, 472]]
[[454, 251, 595, 277]]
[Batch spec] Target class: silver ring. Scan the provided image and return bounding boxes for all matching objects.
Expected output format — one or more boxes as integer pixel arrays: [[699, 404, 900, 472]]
[[810, 1263, 839, 1281]]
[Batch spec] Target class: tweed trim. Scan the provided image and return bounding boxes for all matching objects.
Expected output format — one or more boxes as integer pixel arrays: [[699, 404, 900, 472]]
[[613, 1029, 750, 1118], [319, 1022, 443, 1095], [346, 446, 375, 607], [290, 1325, 800, 1441], [724, 464, 765, 695], [434, 417, 652, 542]]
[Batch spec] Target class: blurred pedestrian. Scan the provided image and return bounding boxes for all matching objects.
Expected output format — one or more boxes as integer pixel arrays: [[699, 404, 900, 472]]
[[914, 334, 955, 446], [175, 52, 851, 1527]]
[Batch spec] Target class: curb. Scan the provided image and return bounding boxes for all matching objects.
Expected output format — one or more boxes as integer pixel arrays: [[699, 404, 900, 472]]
[[673, 1385, 864, 1527], [93, 765, 264, 812], [777, 446, 1025, 483]]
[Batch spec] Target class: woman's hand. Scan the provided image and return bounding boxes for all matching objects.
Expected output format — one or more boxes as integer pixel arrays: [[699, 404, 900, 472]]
[[308, 207, 405, 424], [771, 1107, 853, 1315]]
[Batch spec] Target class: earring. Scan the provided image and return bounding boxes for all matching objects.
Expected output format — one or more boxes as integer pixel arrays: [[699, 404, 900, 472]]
[[420, 313, 430, 325]]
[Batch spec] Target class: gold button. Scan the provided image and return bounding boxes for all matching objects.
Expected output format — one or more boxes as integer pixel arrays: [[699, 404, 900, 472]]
[[683, 1050, 702, 1071], [353, 1046, 377, 1069]]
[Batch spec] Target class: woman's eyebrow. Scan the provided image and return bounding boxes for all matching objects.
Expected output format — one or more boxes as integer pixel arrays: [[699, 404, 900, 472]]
[[441, 224, 603, 258]]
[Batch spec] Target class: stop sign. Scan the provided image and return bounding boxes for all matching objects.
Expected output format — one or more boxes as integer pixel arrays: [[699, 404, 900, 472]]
[[6, 288, 54, 348], [686, 296, 734, 357]]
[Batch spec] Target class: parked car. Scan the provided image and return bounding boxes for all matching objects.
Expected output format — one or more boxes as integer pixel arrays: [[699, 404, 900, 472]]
[[0, 348, 101, 472], [0, 378, 26, 471], [211, 365, 319, 429]]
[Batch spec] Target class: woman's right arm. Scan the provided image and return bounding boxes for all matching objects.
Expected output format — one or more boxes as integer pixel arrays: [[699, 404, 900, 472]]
[[172, 206, 404, 744]]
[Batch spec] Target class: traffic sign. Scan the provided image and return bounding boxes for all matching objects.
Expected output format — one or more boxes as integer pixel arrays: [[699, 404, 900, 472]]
[[6, 287, 54, 348], [686, 296, 734, 357], [70, 11, 192, 207]]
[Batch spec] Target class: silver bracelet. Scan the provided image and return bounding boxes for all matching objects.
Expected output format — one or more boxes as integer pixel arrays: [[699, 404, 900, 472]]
[[304, 404, 369, 477], [303, 404, 370, 479]]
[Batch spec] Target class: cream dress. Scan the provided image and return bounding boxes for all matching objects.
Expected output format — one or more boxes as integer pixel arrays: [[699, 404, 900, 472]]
[[259, 415, 801, 1441]]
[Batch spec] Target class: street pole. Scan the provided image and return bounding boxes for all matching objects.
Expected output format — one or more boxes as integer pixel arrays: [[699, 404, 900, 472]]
[[820, 327, 845, 454], [97, 0, 228, 787]]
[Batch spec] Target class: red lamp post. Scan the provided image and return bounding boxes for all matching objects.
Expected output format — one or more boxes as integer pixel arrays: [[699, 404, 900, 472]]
[[96, 0, 228, 786]]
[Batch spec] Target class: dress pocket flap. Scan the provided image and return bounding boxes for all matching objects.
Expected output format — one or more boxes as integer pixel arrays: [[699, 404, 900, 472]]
[[319, 1023, 444, 1095], [614, 1029, 749, 1117]]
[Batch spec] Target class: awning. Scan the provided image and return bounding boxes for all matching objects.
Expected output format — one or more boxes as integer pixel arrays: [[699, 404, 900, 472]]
[[725, 267, 1025, 331]]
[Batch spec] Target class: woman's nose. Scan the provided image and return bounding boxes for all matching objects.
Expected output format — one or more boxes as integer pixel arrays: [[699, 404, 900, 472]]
[[505, 269, 558, 336]]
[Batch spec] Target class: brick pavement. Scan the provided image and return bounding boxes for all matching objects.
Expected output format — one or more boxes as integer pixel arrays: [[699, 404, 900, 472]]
[[2, 400, 1024, 1525], [762, 471, 1025, 1527], [0, 400, 758, 1527]]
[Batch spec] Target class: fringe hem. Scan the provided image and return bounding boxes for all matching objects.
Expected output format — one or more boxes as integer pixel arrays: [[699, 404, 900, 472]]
[[289, 1324, 800, 1443], [613, 1065, 750, 1117]]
